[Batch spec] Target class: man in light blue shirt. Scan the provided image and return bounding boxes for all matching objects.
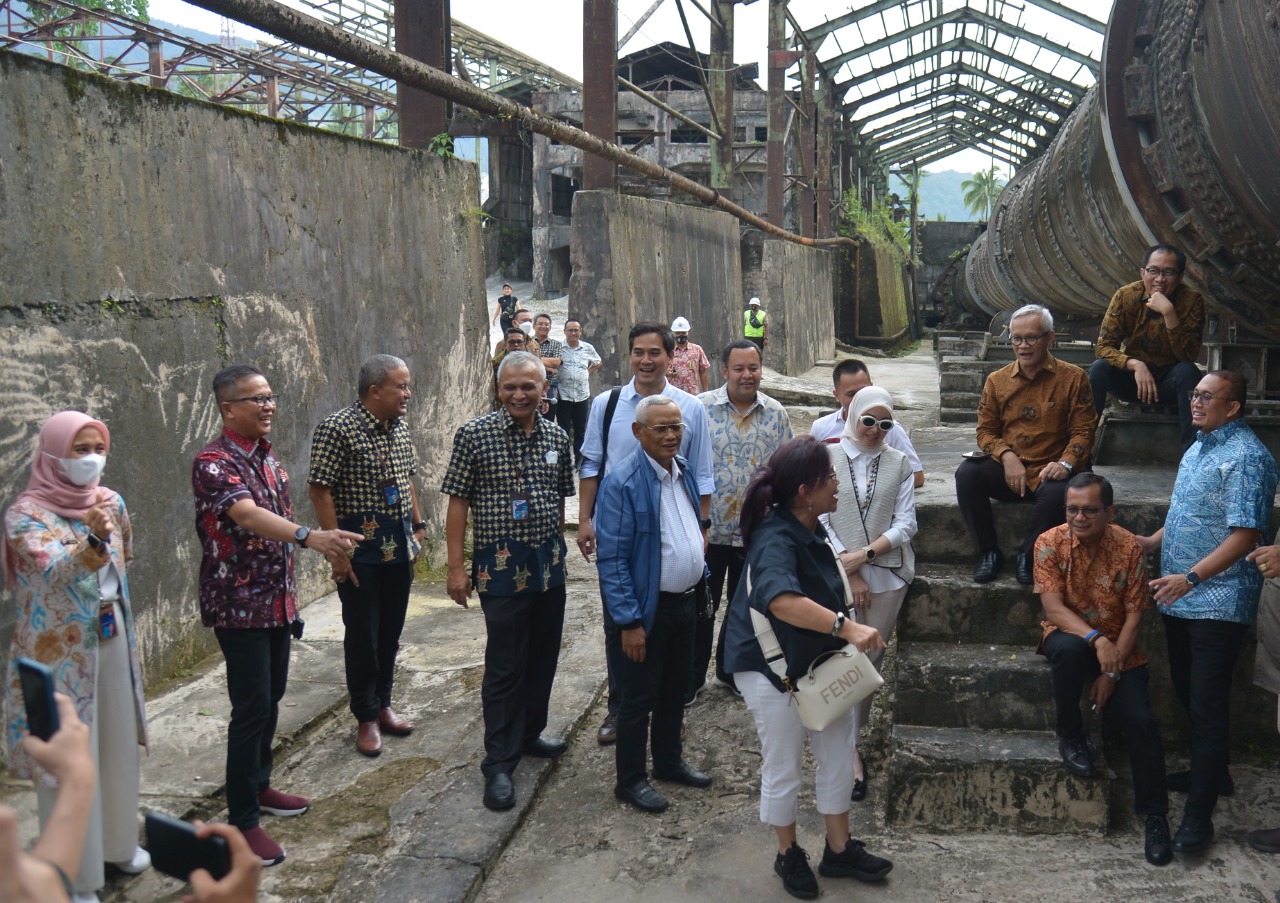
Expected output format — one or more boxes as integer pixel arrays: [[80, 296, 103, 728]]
[[576, 321, 713, 744], [1142, 369, 1279, 856]]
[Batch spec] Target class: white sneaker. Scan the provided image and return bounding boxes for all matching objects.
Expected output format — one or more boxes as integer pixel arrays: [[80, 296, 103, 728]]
[[112, 846, 152, 874]]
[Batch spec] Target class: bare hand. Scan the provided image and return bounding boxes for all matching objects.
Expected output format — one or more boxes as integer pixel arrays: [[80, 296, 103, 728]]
[[577, 521, 596, 562], [839, 620, 885, 655], [83, 504, 115, 540], [1131, 359, 1159, 404], [1247, 545, 1280, 579], [849, 571, 872, 610], [1138, 533, 1162, 555], [21, 694, 93, 785], [446, 566, 472, 608], [1150, 573, 1193, 607], [0, 806, 66, 903], [1001, 451, 1027, 496], [306, 528, 364, 558], [1094, 636, 1123, 672], [330, 554, 361, 589], [1145, 291, 1175, 318], [183, 821, 262, 903], [621, 626, 647, 662], [1089, 673, 1115, 713], [839, 549, 867, 578], [1039, 461, 1070, 482], [411, 527, 426, 563]]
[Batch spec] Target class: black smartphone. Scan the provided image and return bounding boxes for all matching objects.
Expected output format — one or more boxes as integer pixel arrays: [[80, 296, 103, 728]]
[[145, 811, 231, 882], [16, 657, 58, 741]]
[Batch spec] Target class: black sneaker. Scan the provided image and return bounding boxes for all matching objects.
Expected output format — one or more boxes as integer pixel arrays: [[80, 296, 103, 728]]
[[773, 843, 819, 900], [818, 837, 893, 882]]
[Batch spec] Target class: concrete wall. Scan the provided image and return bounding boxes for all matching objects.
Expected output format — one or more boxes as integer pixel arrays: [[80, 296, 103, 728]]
[[835, 238, 912, 348], [0, 51, 491, 688], [751, 233, 834, 376]]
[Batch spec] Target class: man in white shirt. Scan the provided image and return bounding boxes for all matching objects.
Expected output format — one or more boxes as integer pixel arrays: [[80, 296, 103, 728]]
[[810, 359, 924, 488]]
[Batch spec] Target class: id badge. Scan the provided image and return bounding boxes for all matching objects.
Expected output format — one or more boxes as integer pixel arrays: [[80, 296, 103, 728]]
[[380, 478, 401, 508], [98, 602, 118, 640], [511, 492, 531, 522]]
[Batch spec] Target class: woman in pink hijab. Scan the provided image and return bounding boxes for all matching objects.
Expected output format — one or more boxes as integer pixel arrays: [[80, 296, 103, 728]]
[[3, 411, 150, 901]]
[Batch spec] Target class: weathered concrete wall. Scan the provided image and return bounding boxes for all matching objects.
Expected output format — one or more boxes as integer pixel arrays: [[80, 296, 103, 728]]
[[751, 233, 834, 375], [834, 238, 912, 348], [0, 51, 490, 688]]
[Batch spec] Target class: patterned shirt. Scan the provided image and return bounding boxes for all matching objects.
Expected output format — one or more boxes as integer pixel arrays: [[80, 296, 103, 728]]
[[440, 409, 575, 596], [1163, 418, 1278, 623], [1034, 522, 1149, 670], [308, 402, 419, 565], [698, 386, 793, 546], [668, 342, 710, 395], [1095, 281, 1204, 373], [537, 337, 565, 388], [976, 355, 1096, 490], [192, 429, 297, 629], [558, 340, 601, 402]]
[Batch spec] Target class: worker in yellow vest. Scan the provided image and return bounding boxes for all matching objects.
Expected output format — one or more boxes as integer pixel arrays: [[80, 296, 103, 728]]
[[743, 297, 768, 352]]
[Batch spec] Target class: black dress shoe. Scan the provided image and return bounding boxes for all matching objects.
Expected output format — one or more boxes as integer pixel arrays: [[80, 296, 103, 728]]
[[1058, 734, 1094, 777], [1144, 814, 1173, 865], [1166, 769, 1235, 797], [1171, 815, 1214, 853], [1015, 551, 1033, 586], [597, 712, 618, 745], [615, 779, 669, 812], [483, 773, 515, 811], [523, 736, 568, 758], [653, 760, 712, 788], [973, 550, 1004, 583]]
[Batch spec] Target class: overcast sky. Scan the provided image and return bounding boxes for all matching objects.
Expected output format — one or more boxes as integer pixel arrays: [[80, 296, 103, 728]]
[[147, 0, 1106, 175]]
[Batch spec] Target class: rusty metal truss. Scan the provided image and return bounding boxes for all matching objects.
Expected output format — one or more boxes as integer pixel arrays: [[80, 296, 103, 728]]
[[797, 0, 1105, 169]]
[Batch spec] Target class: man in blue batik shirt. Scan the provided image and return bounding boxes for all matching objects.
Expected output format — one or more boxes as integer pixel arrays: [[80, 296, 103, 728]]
[[1141, 369, 1279, 857]]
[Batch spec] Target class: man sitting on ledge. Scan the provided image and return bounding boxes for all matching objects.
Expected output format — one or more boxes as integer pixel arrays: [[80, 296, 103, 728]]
[[955, 304, 1096, 585]]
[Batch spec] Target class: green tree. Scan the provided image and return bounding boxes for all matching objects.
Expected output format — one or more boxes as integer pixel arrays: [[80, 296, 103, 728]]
[[961, 166, 1006, 220], [27, 1, 149, 68]]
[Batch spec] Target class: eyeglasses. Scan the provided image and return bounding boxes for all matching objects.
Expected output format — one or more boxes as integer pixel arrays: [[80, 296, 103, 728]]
[[231, 394, 279, 408], [827, 470, 839, 482], [1143, 266, 1182, 279], [640, 422, 685, 435], [1010, 331, 1049, 346], [1187, 390, 1235, 404], [1065, 506, 1102, 518], [858, 414, 894, 431]]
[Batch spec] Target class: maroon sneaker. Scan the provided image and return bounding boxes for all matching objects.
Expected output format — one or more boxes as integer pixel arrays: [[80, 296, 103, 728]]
[[240, 825, 286, 866], [258, 787, 310, 817]]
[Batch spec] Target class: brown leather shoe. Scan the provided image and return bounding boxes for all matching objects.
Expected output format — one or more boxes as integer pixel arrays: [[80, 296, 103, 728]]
[[356, 720, 382, 757], [378, 707, 413, 736]]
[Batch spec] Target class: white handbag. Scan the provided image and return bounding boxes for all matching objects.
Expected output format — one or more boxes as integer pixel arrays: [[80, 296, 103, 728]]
[[746, 540, 884, 731]]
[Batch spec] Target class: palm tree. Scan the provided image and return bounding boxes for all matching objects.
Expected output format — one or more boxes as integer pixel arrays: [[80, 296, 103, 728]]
[[962, 167, 1006, 220]]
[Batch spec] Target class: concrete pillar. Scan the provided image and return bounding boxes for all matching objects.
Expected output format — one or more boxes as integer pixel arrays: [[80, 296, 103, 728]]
[[766, 0, 785, 228], [709, 0, 735, 201], [395, 0, 449, 149], [582, 0, 617, 190], [798, 51, 816, 238]]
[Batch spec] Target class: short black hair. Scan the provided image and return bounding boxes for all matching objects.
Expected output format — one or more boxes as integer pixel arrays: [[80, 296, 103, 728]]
[[565, 319, 582, 329], [212, 364, 264, 403], [832, 359, 870, 386], [505, 327, 526, 339], [629, 320, 675, 355], [1207, 369, 1247, 404], [1066, 472, 1113, 508], [721, 339, 762, 367], [1143, 244, 1186, 273], [534, 313, 552, 326]]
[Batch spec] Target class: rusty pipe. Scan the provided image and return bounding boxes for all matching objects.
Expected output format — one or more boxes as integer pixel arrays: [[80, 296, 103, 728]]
[[966, 0, 1280, 337], [184, 0, 855, 250]]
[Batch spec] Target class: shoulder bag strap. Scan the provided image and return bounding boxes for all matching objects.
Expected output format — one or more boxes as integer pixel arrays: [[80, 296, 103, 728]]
[[746, 565, 792, 687]]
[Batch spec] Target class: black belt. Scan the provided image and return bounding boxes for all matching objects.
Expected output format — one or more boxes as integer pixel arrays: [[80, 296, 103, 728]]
[[658, 585, 699, 604]]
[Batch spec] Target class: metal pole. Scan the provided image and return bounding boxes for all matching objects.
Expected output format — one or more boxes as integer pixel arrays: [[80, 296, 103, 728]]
[[766, 0, 785, 228], [583, 0, 618, 190], [393, 0, 448, 148], [708, 0, 734, 200]]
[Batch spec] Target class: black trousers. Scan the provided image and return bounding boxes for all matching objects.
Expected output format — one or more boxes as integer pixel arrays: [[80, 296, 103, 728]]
[[955, 455, 1077, 557], [1042, 630, 1168, 816], [1087, 358, 1200, 450], [706, 543, 746, 685], [616, 592, 697, 787], [337, 561, 413, 722], [479, 586, 567, 777], [1163, 614, 1248, 820], [215, 625, 291, 829], [556, 397, 591, 467]]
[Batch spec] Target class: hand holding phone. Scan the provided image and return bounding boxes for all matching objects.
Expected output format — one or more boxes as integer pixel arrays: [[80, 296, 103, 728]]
[[146, 812, 231, 883], [182, 822, 262, 903], [16, 658, 58, 741]]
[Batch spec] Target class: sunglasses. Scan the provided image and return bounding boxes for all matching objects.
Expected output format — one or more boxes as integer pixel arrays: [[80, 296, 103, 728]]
[[858, 414, 893, 431]]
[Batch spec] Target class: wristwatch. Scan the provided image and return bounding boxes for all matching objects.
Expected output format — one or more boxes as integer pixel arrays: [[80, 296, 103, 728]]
[[862, 545, 877, 562], [294, 526, 311, 548], [87, 533, 105, 550], [700, 518, 712, 531], [1186, 570, 1201, 587], [1059, 460, 1073, 473], [830, 611, 846, 637]]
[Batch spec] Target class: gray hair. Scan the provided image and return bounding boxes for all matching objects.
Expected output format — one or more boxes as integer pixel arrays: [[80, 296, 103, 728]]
[[1010, 304, 1054, 334], [496, 350, 546, 385], [635, 394, 679, 426], [358, 354, 408, 397]]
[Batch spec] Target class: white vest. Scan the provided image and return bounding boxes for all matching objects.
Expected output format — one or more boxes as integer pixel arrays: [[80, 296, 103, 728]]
[[825, 443, 916, 584]]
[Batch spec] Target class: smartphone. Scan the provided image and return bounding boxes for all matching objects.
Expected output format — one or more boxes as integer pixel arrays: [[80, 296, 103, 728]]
[[145, 811, 231, 882], [16, 657, 59, 741]]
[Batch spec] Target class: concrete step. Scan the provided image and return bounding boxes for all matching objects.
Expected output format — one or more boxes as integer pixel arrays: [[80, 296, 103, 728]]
[[886, 724, 1109, 835], [894, 641, 1053, 732], [901, 565, 1041, 646], [939, 407, 979, 424], [939, 391, 983, 409], [939, 370, 986, 393]]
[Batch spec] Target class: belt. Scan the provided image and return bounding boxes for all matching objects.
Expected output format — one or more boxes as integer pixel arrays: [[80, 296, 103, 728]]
[[658, 585, 698, 604]]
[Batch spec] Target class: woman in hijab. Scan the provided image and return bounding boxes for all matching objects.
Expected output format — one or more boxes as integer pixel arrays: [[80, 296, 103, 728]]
[[821, 386, 917, 802], [3, 411, 150, 901]]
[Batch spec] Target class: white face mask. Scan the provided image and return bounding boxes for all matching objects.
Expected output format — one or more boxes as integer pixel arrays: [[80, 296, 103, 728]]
[[46, 452, 107, 486]]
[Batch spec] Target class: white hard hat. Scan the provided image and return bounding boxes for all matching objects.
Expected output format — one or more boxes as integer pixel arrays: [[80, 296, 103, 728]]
[[748, 297, 762, 306], [671, 316, 691, 332]]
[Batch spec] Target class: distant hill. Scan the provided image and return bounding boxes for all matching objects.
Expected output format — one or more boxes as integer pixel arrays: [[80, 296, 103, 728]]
[[889, 169, 995, 223]]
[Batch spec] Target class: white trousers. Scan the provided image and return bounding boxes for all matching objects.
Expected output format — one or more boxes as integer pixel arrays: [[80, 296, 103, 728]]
[[736, 670, 856, 826], [853, 584, 908, 731], [37, 603, 140, 894]]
